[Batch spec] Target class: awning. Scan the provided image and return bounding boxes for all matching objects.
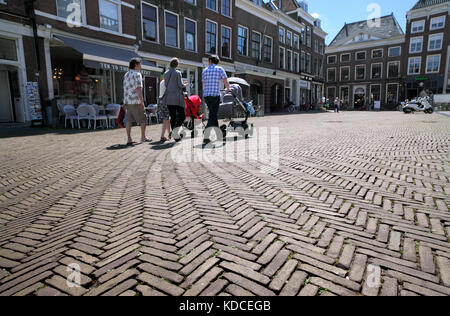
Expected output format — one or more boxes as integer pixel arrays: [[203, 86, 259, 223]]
[[54, 35, 162, 76]]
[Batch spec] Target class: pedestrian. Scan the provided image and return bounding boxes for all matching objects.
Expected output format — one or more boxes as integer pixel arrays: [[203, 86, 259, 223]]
[[158, 73, 171, 143], [334, 97, 340, 113], [163, 58, 187, 142], [202, 55, 231, 147], [123, 57, 151, 145]]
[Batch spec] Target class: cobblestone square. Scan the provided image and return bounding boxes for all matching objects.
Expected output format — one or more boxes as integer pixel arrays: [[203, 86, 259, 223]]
[[0, 112, 449, 296]]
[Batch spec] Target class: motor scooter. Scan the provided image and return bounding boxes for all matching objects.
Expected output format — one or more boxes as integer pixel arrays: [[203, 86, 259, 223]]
[[402, 96, 434, 114]]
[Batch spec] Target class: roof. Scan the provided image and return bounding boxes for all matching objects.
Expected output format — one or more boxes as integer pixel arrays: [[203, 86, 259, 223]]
[[329, 14, 404, 47], [411, 0, 450, 10]]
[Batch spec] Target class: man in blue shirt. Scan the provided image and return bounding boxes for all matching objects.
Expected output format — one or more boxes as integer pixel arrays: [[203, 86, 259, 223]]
[[202, 55, 230, 146]]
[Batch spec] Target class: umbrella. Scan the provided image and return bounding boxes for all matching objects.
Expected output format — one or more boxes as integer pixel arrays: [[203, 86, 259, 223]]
[[228, 77, 250, 87]]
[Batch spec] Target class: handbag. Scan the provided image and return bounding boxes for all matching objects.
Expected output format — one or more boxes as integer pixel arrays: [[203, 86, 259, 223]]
[[159, 70, 174, 107]]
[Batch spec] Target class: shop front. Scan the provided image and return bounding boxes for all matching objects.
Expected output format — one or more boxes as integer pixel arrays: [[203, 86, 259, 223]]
[[49, 35, 162, 107], [405, 76, 444, 100], [299, 79, 310, 107]]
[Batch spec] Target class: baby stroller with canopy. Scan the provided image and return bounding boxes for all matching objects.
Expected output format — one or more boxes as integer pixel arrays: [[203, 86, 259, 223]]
[[217, 78, 255, 140], [183, 95, 205, 138]]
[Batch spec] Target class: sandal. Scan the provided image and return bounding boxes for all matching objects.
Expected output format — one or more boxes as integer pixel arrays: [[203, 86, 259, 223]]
[[141, 138, 152, 143], [160, 137, 168, 143]]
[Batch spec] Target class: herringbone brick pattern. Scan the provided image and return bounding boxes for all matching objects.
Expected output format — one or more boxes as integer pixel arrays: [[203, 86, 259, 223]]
[[0, 112, 449, 296]]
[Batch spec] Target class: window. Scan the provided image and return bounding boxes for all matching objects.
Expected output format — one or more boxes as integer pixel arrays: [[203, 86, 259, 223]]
[[0, 37, 17, 61], [222, 0, 231, 17], [294, 52, 299, 73], [430, 16, 445, 30], [306, 53, 311, 73], [372, 49, 383, 59], [428, 33, 443, 51], [263, 36, 273, 63], [301, 51, 306, 72], [426, 55, 441, 73], [355, 65, 365, 80], [340, 67, 350, 81], [370, 85, 381, 102], [386, 84, 398, 104], [371, 63, 382, 79], [410, 37, 423, 53], [313, 57, 318, 76], [237, 26, 248, 56], [206, 20, 217, 54], [411, 20, 425, 33], [221, 26, 231, 58], [142, 3, 158, 42], [279, 47, 285, 69], [185, 19, 196, 51], [185, 0, 196, 4], [388, 46, 401, 57], [327, 55, 336, 64], [57, 0, 82, 20], [388, 61, 400, 78], [251, 31, 261, 60], [327, 87, 336, 100], [286, 31, 292, 47], [287, 50, 292, 71], [206, 0, 217, 11], [306, 26, 311, 47], [99, 0, 119, 32], [408, 57, 421, 75], [327, 68, 336, 82], [293, 35, 299, 50], [319, 43, 324, 55], [341, 53, 350, 62], [165, 11, 179, 48], [314, 40, 318, 53], [279, 27, 285, 43], [356, 51, 366, 61], [340, 86, 349, 103], [300, 27, 305, 45]]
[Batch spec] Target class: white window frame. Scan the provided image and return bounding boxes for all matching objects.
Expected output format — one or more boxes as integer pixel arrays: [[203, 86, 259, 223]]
[[293, 34, 299, 50], [206, 0, 218, 13], [306, 53, 311, 73], [184, 0, 197, 6], [327, 67, 336, 82], [372, 48, 383, 59], [237, 24, 249, 56], [220, 25, 232, 59], [221, 0, 232, 18], [428, 33, 443, 51], [250, 30, 262, 60], [327, 55, 337, 64], [279, 47, 286, 69], [294, 52, 299, 73], [407, 56, 422, 75], [371, 62, 383, 79], [411, 20, 425, 33], [340, 66, 350, 81], [184, 17, 197, 52], [263, 35, 273, 63], [355, 51, 366, 61], [141, 1, 159, 43], [327, 86, 337, 99], [340, 85, 350, 102], [430, 16, 446, 31], [387, 61, 401, 78], [386, 83, 399, 104], [409, 36, 423, 54], [279, 26, 285, 44], [164, 10, 180, 48], [287, 49, 293, 71], [340, 53, 351, 63], [205, 19, 218, 55], [355, 64, 366, 80], [98, 0, 122, 34], [388, 46, 401, 57], [370, 84, 382, 102], [426, 54, 441, 74], [286, 30, 292, 47]]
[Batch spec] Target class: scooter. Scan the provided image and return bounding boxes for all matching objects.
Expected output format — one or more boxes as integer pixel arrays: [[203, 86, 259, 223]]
[[402, 96, 434, 114]]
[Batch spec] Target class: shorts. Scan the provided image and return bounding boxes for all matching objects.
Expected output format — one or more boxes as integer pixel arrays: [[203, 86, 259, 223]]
[[157, 99, 170, 120], [126, 104, 147, 124]]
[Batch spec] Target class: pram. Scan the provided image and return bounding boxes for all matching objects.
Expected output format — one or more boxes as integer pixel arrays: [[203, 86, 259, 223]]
[[217, 78, 255, 140], [183, 95, 204, 138]]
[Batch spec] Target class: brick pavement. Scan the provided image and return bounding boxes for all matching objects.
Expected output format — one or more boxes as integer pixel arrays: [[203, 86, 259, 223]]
[[0, 112, 449, 296]]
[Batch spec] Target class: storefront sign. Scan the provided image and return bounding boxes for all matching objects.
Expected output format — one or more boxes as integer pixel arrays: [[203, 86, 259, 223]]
[[299, 80, 310, 90], [414, 76, 429, 81], [84, 59, 158, 77]]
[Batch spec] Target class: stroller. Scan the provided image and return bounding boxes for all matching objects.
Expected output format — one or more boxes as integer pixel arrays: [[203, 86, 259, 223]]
[[183, 94, 204, 138], [217, 78, 255, 140]]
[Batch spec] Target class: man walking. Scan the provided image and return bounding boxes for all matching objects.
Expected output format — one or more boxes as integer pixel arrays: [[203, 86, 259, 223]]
[[202, 55, 230, 147], [123, 58, 151, 145], [334, 97, 340, 113]]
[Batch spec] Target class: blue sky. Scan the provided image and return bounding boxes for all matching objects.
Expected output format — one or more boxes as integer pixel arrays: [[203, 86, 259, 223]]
[[266, 0, 419, 44]]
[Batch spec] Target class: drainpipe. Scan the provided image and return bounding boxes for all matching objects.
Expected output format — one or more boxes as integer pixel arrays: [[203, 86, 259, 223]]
[[25, 0, 41, 76]]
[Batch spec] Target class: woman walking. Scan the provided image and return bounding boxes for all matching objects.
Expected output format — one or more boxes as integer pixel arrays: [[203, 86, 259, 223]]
[[163, 58, 187, 142], [158, 74, 171, 143]]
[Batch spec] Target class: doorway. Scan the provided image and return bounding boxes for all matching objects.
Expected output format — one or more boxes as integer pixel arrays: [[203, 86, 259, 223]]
[[145, 77, 157, 105], [354, 87, 366, 110], [0, 70, 13, 122]]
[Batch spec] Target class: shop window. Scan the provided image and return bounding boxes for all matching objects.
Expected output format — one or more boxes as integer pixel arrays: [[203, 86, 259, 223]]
[[340, 87, 349, 104], [206, 20, 217, 54], [386, 84, 398, 104], [0, 37, 17, 61], [99, 0, 119, 32], [142, 3, 158, 42], [221, 26, 231, 58], [370, 85, 381, 102], [165, 11, 179, 48]]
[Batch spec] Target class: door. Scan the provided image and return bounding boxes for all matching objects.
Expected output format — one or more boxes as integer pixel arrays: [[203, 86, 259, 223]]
[[0, 71, 13, 122], [145, 77, 157, 105]]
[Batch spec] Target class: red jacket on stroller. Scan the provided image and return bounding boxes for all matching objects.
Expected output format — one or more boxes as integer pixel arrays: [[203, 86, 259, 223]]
[[185, 95, 202, 119]]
